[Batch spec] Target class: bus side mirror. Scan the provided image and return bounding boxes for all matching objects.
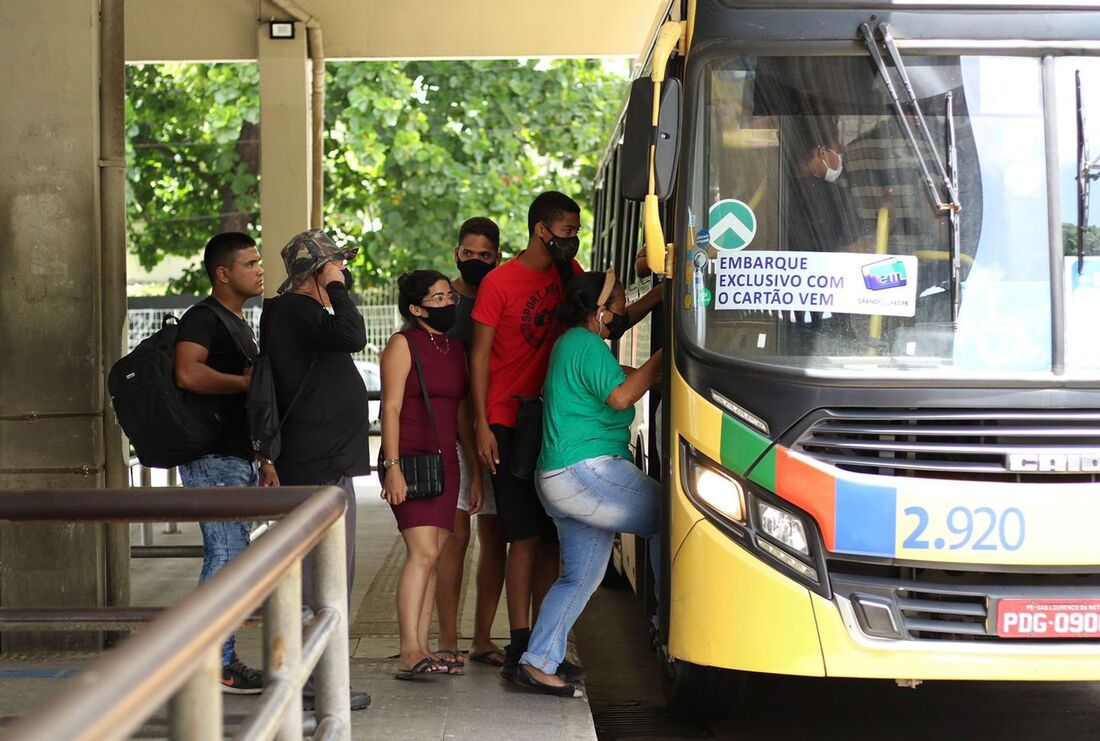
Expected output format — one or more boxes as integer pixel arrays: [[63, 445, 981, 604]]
[[622, 77, 682, 203]]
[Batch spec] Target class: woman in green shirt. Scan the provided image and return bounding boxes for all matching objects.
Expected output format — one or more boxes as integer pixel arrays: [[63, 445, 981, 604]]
[[514, 270, 663, 696]]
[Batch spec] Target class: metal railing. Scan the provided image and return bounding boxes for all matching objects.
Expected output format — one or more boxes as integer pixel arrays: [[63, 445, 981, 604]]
[[0, 486, 352, 741]]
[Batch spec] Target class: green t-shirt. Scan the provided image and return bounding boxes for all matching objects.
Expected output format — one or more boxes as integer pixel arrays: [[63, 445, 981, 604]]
[[539, 326, 635, 471]]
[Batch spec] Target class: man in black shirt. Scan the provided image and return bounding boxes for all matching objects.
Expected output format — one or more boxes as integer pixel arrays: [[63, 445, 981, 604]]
[[174, 231, 270, 694], [261, 229, 371, 711], [436, 216, 508, 669]]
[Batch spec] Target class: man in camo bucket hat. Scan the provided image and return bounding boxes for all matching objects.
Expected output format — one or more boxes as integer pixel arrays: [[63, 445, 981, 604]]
[[276, 229, 359, 294], [261, 226, 373, 711]]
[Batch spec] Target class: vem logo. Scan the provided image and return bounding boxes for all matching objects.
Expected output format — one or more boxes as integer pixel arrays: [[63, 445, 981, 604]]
[[861, 257, 908, 291]]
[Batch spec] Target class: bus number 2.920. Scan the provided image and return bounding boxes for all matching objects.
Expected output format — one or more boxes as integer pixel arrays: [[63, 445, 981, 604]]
[[902, 506, 1026, 552]]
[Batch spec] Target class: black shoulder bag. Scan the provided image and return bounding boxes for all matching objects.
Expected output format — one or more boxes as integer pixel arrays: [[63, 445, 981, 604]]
[[378, 333, 445, 499], [509, 395, 544, 481]]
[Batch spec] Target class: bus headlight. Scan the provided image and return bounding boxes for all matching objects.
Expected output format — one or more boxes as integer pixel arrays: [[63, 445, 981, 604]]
[[678, 439, 824, 592], [756, 501, 809, 556], [685, 458, 746, 523]]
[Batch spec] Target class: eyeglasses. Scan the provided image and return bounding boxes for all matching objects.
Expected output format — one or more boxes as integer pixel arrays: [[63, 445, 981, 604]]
[[422, 290, 458, 307]]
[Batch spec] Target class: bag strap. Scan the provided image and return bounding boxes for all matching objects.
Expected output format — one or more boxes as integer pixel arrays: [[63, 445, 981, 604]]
[[403, 330, 442, 453], [195, 298, 256, 365], [554, 260, 575, 296], [278, 355, 316, 428]]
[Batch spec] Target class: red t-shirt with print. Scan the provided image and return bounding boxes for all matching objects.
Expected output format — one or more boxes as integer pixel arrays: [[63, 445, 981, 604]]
[[471, 254, 583, 428]]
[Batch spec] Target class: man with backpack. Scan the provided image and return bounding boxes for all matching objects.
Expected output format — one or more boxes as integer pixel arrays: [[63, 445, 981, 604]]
[[173, 231, 271, 694], [261, 229, 371, 712]]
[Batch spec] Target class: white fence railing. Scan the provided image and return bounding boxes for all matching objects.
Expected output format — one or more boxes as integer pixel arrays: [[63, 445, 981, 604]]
[[128, 294, 402, 368]]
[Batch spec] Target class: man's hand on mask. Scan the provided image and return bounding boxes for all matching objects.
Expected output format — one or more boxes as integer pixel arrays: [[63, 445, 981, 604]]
[[318, 260, 346, 287]]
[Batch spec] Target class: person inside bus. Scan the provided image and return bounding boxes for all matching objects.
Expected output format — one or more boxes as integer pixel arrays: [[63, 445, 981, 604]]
[[783, 114, 863, 254], [379, 270, 471, 680], [513, 270, 664, 696], [781, 115, 864, 354]]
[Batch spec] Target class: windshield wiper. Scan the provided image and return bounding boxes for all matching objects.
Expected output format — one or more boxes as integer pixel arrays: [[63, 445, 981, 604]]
[[860, 22, 961, 214], [946, 91, 961, 329], [1076, 69, 1100, 275]]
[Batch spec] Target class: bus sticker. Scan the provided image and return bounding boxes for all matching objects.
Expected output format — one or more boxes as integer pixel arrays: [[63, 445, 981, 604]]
[[708, 199, 757, 250], [861, 257, 909, 291], [714, 250, 919, 317]]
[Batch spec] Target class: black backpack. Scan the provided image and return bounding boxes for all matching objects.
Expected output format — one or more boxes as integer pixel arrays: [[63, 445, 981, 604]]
[[109, 300, 253, 468]]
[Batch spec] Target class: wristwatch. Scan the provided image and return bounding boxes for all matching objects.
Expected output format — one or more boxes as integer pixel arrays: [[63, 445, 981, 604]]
[[381, 458, 401, 469]]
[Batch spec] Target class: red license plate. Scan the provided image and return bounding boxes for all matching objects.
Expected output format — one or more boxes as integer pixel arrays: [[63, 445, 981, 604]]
[[996, 599, 1100, 638]]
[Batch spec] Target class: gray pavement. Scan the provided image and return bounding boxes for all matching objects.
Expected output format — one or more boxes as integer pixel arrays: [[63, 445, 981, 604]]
[[0, 477, 597, 740]]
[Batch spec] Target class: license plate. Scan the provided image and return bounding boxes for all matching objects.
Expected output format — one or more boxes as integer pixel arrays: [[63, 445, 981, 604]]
[[996, 599, 1100, 638]]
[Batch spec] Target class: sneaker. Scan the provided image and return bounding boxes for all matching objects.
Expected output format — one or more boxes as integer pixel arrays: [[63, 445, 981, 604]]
[[222, 658, 263, 695]]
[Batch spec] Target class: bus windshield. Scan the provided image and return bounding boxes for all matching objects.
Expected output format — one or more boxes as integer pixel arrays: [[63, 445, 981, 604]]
[[682, 53, 1100, 378]]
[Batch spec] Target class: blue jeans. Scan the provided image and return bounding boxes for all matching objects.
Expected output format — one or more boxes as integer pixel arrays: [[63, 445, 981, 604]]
[[179, 454, 258, 667], [520, 455, 660, 674]]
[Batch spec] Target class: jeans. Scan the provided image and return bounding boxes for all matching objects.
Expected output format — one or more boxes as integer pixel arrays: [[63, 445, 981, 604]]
[[520, 455, 660, 674], [179, 454, 258, 667]]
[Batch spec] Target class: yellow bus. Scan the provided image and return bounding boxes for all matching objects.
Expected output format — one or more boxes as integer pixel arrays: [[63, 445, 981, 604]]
[[593, 0, 1100, 718]]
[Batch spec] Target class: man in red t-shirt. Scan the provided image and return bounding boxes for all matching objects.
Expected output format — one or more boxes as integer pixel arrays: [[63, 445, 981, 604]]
[[470, 191, 584, 680]]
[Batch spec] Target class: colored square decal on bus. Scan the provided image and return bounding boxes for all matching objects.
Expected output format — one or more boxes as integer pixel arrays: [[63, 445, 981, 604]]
[[774, 447, 838, 551], [861, 257, 909, 291], [834, 479, 897, 557]]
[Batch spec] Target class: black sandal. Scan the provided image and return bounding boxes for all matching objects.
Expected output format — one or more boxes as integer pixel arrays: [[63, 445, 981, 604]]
[[513, 664, 582, 698], [395, 656, 448, 681], [433, 651, 465, 675]]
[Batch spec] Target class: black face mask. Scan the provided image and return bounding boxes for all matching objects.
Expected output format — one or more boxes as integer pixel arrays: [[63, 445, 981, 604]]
[[604, 309, 630, 341], [418, 304, 457, 334], [456, 258, 495, 287], [541, 225, 580, 263]]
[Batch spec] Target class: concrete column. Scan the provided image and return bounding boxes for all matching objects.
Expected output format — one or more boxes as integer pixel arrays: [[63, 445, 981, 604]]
[[258, 26, 312, 295], [0, 0, 113, 651]]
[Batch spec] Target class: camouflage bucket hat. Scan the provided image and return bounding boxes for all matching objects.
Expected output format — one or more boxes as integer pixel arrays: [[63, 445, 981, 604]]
[[276, 229, 359, 294]]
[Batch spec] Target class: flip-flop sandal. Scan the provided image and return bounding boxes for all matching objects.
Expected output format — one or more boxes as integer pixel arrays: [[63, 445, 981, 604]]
[[433, 651, 465, 675], [513, 664, 582, 698], [469, 650, 506, 667], [394, 656, 448, 681], [434, 650, 465, 666]]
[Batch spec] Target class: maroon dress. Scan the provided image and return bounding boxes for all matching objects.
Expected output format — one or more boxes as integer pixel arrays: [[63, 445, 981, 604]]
[[390, 327, 466, 531]]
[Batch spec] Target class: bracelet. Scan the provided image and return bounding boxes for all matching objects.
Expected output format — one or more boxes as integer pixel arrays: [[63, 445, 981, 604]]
[[257, 457, 274, 467]]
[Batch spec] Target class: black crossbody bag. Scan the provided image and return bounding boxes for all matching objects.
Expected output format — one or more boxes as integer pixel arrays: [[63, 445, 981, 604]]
[[378, 333, 445, 499], [509, 395, 543, 481]]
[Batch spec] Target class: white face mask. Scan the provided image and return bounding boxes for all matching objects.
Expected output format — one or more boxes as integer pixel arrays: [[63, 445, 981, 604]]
[[821, 148, 843, 183]]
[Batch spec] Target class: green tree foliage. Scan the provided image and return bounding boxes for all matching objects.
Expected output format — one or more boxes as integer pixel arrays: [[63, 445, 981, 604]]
[[1062, 222, 1100, 258], [126, 64, 261, 291], [126, 60, 627, 294]]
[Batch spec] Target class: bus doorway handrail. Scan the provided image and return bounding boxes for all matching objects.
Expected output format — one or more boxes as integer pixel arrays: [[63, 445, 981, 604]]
[[0, 485, 352, 741]]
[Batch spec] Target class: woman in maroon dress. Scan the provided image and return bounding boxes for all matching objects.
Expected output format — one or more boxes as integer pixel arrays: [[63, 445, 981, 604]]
[[380, 270, 472, 679]]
